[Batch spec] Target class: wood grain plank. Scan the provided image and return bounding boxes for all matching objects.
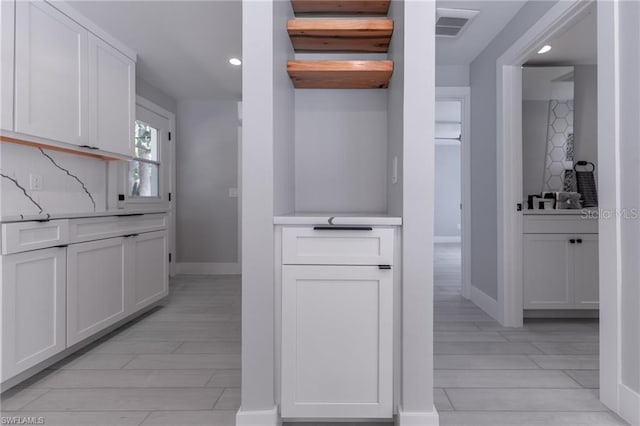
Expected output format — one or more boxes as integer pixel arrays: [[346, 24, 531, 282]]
[[291, 0, 391, 15], [0, 136, 122, 161], [288, 18, 393, 52], [287, 60, 393, 89]]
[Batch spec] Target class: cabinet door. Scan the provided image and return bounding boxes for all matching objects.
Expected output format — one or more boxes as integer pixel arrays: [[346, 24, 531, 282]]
[[523, 234, 572, 309], [1, 0, 15, 131], [67, 238, 127, 346], [14, 0, 89, 145], [572, 235, 599, 308], [129, 230, 168, 312], [1, 248, 66, 382], [281, 265, 393, 419], [89, 34, 135, 156]]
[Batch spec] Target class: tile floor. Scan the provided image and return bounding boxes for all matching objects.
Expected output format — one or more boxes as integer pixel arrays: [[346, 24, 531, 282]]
[[0, 245, 628, 425], [434, 243, 626, 426]]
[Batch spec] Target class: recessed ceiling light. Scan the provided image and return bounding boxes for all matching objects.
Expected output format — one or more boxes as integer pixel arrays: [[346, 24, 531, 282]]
[[229, 58, 242, 66], [537, 45, 552, 54]]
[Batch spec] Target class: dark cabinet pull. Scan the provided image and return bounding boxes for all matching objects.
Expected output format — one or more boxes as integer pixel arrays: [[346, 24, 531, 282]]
[[378, 265, 391, 270], [123, 233, 139, 238], [313, 226, 373, 231], [55, 245, 68, 248], [119, 213, 144, 217], [569, 239, 576, 244], [577, 238, 583, 244]]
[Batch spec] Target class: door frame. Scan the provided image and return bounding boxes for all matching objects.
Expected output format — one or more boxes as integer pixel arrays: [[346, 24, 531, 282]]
[[436, 87, 471, 299], [496, 0, 620, 414]]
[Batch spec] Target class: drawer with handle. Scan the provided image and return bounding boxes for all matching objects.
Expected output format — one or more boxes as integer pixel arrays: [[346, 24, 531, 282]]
[[282, 226, 394, 266], [1, 219, 69, 255]]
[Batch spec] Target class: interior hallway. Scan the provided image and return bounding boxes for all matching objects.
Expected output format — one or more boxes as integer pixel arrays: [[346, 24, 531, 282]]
[[434, 243, 626, 425]]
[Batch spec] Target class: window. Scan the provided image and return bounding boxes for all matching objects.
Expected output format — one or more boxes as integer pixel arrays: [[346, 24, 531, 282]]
[[129, 120, 160, 197]]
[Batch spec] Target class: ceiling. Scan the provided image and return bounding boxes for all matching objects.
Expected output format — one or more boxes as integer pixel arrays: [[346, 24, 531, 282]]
[[524, 4, 596, 66], [67, 0, 242, 101], [436, 0, 527, 65]]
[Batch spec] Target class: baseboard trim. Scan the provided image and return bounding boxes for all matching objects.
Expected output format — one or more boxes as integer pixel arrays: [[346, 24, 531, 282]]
[[175, 262, 240, 275], [236, 406, 281, 426], [434, 236, 461, 243], [396, 407, 440, 426], [619, 383, 640, 426], [470, 284, 501, 323]]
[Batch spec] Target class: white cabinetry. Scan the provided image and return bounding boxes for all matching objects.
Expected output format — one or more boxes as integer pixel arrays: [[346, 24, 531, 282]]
[[7, 0, 136, 157], [280, 226, 394, 419], [89, 34, 135, 156], [14, 0, 89, 145], [523, 216, 598, 310], [130, 231, 169, 311], [1, 0, 15, 131], [1, 247, 66, 381], [67, 237, 127, 346]]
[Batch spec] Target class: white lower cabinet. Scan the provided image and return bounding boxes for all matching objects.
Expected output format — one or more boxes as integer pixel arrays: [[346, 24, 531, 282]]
[[1, 247, 66, 381], [67, 237, 127, 346], [523, 233, 599, 309], [281, 264, 393, 419], [130, 231, 169, 311]]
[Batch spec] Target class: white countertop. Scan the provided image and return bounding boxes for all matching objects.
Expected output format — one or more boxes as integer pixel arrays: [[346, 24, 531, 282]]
[[1, 209, 170, 223], [274, 213, 402, 226]]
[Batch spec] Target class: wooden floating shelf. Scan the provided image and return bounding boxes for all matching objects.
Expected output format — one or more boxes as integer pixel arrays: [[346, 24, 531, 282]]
[[288, 18, 393, 52], [291, 0, 391, 15], [287, 60, 393, 89]]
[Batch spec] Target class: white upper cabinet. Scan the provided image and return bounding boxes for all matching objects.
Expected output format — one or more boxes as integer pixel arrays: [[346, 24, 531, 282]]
[[1, 0, 15, 131], [9, 0, 136, 156], [14, 0, 89, 145], [89, 33, 135, 156]]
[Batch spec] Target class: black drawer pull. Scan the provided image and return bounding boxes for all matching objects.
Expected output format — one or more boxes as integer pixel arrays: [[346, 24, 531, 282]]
[[577, 238, 583, 244], [313, 226, 373, 231], [123, 233, 139, 238], [55, 244, 68, 248], [119, 213, 144, 217], [378, 265, 391, 270], [569, 239, 576, 244]]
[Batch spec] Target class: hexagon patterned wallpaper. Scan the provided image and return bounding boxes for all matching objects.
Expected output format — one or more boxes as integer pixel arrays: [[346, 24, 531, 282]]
[[543, 100, 574, 191]]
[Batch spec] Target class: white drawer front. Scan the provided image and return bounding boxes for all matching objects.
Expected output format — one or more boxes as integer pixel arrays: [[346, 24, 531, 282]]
[[282, 227, 394, 265], [69, 214, 167, 243], [1, 220, 69, 254], [523, 216, 598, 234]]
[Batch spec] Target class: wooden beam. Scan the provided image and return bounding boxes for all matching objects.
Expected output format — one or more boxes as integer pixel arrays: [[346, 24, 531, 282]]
[[291, 0, 391, 15], [287, 60, 393, 89], [288, 18, 393, 52], [0, 136, 122, 161]]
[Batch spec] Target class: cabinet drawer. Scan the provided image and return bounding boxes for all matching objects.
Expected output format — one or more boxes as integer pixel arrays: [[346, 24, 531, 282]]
[[523, 216, 598, 234], [1, 220, 69, 255], [69, 214, 167, 243], [282, 227, 393, 265]]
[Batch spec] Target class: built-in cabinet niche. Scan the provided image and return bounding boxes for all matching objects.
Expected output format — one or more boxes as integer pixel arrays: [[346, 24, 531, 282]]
[[276, 0, 404, 216]]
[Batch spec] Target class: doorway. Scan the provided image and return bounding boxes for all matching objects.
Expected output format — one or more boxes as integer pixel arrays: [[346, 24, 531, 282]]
[[435, 87, 471, 300]]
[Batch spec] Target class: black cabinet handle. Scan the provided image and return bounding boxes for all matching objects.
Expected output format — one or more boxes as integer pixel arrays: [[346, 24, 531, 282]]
[[569, 239, 576, 244], [313, 226, 373, 231], [55, 244, 68, 248], [378, 265, 391, 270], [123, 233, 139, 238], [577, 238, 583, 244], [119, 213, 144, 217]]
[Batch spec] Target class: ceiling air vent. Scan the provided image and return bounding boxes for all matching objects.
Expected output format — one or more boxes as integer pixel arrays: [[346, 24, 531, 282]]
[[436, 8, 479, 38]]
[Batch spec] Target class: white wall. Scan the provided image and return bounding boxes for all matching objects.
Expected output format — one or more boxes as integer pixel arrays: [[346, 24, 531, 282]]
[[136, 77, 177, 114], [469, 0, 557, 300], [0, 143, 107, 217], [295, 90, 388, 213], [435, 144, 461, 239], [436, 65, 470, 87], [573, 65, 597, 170], [175, 99, 238, 264]]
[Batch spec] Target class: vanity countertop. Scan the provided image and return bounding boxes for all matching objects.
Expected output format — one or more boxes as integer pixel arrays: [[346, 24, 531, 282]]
[[523, 208, 598, 217], [0, 209, 170, 224], [274, 213, 402, 226]]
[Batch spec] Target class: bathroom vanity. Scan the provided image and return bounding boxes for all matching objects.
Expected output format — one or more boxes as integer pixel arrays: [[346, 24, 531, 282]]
[[523, 210, 598, 311]]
